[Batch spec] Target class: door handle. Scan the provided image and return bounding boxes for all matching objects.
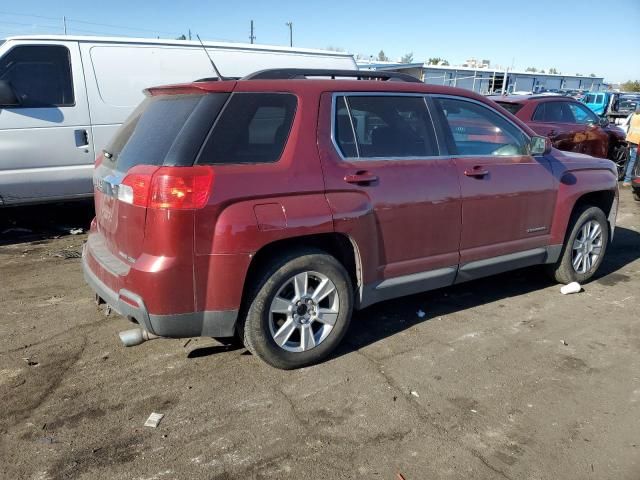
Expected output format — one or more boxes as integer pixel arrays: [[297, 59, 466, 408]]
[[463, 166, 489, 178], [344, 171, 378, 185], [74, 129, 89, 148]]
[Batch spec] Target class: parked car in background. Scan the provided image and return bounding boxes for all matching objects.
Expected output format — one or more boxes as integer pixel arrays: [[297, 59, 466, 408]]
[[0, 35, 357, 206], [83, 69, 618, 369], [490, 94, 629, 179]]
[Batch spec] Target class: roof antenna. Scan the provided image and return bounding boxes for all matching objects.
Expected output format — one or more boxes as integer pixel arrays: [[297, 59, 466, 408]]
[[196, 34, 227, 80]]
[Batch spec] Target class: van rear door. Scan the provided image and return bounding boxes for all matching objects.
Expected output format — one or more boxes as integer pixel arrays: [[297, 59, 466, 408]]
[[0, 40, 93, 205]]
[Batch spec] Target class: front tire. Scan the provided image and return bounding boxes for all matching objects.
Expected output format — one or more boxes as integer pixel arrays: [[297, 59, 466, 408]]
[[240, 249, 353, 369], [548, 205, 609, 284]]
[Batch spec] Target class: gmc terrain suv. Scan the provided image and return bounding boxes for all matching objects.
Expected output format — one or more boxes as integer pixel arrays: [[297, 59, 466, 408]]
[[83, 69, 619, 369]]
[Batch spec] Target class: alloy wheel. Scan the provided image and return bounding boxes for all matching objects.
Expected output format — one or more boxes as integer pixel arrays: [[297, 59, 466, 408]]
[[268, 271, 340, 352], [572, 220, 603, 274]]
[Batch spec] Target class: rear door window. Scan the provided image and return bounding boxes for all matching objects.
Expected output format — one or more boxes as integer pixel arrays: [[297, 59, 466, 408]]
[[532, 101, 574, 123], [198, 93, 297, 165], [0, 45, 74, 107], [334, 95, 439, 158]]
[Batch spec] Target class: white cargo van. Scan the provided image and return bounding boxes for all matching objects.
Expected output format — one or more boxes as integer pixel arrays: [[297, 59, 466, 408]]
[[0, 35, 357, 205]]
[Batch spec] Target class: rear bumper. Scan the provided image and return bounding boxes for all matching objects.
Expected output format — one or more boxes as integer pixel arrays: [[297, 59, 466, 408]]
[[82, 245, 238, 338]]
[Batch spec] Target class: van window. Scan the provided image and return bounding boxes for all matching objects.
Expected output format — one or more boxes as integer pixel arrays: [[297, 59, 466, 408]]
[[0, 45, 74, 107], [434, 97, 528, 156], [584, 94, 596, 103], [198, 93, 297, 165], [105, 93, 229, 172], [596, 94, 604, 103], [336, 95, 438, 158]]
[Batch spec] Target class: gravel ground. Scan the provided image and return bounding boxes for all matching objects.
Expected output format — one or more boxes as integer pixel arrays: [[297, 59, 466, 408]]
[[0, 192, 639, 480]]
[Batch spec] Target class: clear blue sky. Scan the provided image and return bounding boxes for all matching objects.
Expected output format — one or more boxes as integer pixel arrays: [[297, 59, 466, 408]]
[[1, 0, 639, 82]]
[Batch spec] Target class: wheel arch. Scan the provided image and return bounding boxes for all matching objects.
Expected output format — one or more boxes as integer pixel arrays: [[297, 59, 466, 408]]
[[240, 232, 363, 312]]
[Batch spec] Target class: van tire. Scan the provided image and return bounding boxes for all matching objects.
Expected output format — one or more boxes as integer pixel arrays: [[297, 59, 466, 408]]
[[547, 205, 609, 285], [239, 249, 353, 369]]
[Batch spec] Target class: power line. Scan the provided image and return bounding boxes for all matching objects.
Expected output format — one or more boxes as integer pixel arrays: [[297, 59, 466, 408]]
[[0, 10, 182, 36]]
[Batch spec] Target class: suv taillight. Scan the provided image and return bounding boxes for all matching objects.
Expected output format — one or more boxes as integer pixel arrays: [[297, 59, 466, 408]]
[[118, 166, 214, 210]]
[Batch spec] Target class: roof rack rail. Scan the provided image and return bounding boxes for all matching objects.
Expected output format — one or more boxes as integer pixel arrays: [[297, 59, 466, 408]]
[[242, 68, 422, 83]]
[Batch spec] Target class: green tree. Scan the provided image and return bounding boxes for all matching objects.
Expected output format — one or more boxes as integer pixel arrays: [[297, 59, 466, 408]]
[[621, 80, 640, 92], [540, 69, 545, 73], [548, 68, 558, 74], [589, 73, 596, 77], [427, 57, 448, 65], [326, 46, 345, 52], [400, 52, 414, 63], [525, 67, 537, 72], [175, 34, 187, 40], [377, 50, 389, 61]]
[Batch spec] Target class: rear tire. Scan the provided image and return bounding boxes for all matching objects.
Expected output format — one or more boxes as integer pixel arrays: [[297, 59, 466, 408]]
[[240, 249, 353, 369], [547, 205, 609, 284], [633, 191, 640, 202]]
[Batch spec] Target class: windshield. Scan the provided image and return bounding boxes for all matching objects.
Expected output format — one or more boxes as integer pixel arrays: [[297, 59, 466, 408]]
[[495, 102, 524, 115]]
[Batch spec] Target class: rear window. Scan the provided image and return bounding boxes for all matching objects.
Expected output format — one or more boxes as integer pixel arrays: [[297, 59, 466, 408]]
[[198, 93, 297, 165], [105, 93, 228, 172], [495, 102, 524, 115]]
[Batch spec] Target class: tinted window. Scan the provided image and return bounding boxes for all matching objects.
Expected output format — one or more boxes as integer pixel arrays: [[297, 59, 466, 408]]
[[199, 93, 297, 165], [0, 45, 74, 107], [568, 102, 599, 124], [584, 94, 596, 103], [107, 94, 228, 172], [596, 94, 604, 103], [334, 96, 357, 157], [435, 97, 528, 156], [532, 101, 574, 123], [337, 95, 438, 158], [496, 101, 524, 115]]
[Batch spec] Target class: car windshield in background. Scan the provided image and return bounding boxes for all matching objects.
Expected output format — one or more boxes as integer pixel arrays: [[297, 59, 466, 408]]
[[496, 101, 524, 115], [105, 93, 229, 172]]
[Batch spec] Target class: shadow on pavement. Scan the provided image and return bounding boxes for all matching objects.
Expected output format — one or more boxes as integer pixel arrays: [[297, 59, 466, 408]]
[[334, 226, 640, 359], [0, 201, 94, 246]]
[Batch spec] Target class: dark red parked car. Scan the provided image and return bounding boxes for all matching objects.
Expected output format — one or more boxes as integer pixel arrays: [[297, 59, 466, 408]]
[[83, 70, 619, 369], [489, 94, 628, 179]]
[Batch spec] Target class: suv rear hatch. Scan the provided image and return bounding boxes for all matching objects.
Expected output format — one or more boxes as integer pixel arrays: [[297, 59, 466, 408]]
[[93, 87, 231, 263]]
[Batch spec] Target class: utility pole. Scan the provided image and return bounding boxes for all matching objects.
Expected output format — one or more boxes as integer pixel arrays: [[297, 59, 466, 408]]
[[285, 21, 293, 47], [249, 20, 255, 44], [188, 29, 192, 41], [63, 16, 67, 35]]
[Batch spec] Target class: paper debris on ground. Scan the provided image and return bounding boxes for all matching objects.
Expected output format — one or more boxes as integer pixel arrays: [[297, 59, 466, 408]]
[[69, 228, 83, 235], [416, 309, 426, 318], [144, 412, 165, 428], [560, 282, 581, 295], [410, 390, 419, 398]]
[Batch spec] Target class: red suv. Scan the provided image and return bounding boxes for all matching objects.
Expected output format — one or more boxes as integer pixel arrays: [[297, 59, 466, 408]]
[[83, 69, 619, 369], [489, 94, 628, 179]]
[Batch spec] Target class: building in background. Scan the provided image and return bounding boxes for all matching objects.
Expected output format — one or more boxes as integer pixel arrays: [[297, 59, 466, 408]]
[[358, 61, 605, 94]]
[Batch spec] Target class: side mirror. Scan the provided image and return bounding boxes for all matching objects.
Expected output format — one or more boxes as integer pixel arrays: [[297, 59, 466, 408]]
[[0, 80, 20, 107], [530, 135, 551, 156], [599, 117, 609, 127]]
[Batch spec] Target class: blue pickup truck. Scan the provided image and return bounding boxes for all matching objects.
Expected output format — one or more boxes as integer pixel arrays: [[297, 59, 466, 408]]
[[583, 92, 639, 121]]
